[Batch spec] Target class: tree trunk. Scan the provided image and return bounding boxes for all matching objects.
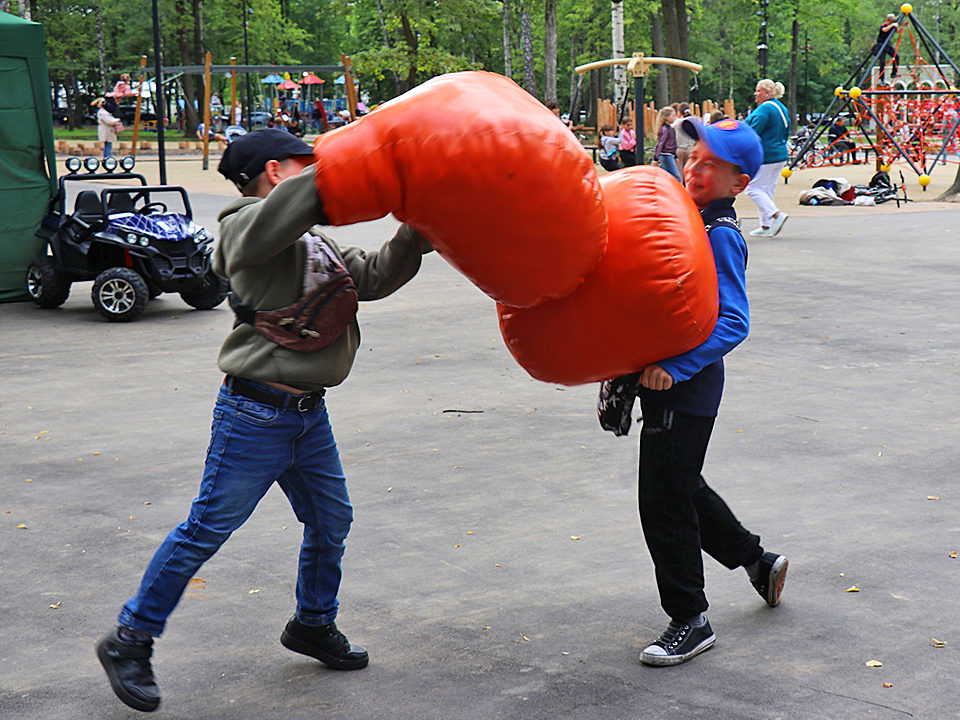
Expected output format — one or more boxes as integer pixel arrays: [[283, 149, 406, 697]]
[[611, 1, 626, 105], [175, 0, 201, 135], [789, 18, 799, 134], [94, 3, 108, 93], [67, 68, 81, 130], [938, 164, 960, 199], [376, 0, 401, 95], [520, 4, 536, 97], [503, 0, 512, 79], [569, 36, 581, 121], [650, 10, 669, 107], [660, 0, 688, 102], [400, 13, 419, 91], [544, 0, 557, 103], [587, 67, 600, 127]]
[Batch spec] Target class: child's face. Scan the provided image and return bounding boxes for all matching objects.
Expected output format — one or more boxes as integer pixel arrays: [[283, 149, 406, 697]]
[[683, 143, 750, 209]]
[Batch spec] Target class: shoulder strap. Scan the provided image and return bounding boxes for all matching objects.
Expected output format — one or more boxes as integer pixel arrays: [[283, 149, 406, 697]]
[[764, 99, 789, 130], [704, 217, 741, 234], [705, 217, 748, 266]]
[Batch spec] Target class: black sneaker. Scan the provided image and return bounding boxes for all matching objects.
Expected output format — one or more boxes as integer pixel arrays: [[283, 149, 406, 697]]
[[751, 552, 788, 607], [640, 619, 716, 667], [96, 627, 160, 712], [280, 617, 369, 670]]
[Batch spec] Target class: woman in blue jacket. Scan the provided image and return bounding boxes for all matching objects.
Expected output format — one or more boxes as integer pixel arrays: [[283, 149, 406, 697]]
[[744, 79, 790, 237]]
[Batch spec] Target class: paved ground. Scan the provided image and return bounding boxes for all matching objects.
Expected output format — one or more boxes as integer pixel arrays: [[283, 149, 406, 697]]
[[1, 174, 959, 719]]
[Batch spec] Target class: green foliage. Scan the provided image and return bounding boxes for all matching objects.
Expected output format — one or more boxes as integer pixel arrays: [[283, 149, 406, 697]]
[[31, 0, 960, 116]]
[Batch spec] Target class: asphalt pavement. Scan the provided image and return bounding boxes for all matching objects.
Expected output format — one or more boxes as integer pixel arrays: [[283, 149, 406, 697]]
[[1, 185, 959, 719]]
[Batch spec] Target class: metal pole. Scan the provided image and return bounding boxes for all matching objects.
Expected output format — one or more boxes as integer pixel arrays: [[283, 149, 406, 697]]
[[635, 74, 645, 164], [151, 0, 167, 184], [202, 51, 212, 170], [230, 56, 237, 127], [758, 0, 769, 77], [242, 0, 252, 131], [132, 55, 147, 156]]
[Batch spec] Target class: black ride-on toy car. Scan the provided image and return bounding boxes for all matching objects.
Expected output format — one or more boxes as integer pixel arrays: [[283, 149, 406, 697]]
[[27, 156, 227, 322]]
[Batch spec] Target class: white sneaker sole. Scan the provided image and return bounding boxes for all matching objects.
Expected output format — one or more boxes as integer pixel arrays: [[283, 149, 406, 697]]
[[640, 633, 716, 667], [766, 556, 789, 607]]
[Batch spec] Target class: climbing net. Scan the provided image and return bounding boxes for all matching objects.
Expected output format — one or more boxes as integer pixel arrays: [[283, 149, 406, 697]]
[[791, 5, 960, 184]]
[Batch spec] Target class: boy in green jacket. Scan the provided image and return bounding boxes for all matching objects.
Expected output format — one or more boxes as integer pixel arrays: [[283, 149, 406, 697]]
[[97, 129, 430, 712]]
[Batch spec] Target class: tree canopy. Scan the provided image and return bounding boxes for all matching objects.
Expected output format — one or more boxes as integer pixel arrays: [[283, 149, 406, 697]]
[[10, 0, 960, 124]]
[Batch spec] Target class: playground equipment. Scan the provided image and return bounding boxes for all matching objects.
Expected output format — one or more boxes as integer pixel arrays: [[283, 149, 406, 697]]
[[788, 4, 960, 188], [573, 53, 703, 164]]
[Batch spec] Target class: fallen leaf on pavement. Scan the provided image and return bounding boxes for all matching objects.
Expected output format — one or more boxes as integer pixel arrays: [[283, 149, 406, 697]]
[[845, 586, 860, 592], [883, 683, 893, 688], [16, 524, 28, 530], [570, 536, 581, 540], [248, 589, 260, 594], [49, 602, 61, 609], [866, 660, 883, 667], [927, 496, 940, 500], [950, 551, 957, 558], [931, 638, 947, 648]]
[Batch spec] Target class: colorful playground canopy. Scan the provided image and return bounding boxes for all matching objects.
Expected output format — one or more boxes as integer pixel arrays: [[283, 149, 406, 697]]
[[261, 73, 284, 84], [278, 79, 300, 90], [301, 73, 324, 85]]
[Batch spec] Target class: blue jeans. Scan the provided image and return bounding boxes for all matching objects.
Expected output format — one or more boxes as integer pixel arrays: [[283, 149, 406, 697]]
[[658, 153, 681, 182], [119, 381, 353, 636], [103, 142, 113, 158]]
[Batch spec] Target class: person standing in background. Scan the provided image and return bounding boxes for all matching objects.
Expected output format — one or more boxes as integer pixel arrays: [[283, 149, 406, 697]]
[[744, 79, 790, 237], [93, 97, 124, 159], [673, 103, 695, 174]]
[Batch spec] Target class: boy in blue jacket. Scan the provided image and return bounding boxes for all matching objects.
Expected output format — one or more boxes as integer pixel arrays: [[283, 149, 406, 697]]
[[607, 119, 788, 666]]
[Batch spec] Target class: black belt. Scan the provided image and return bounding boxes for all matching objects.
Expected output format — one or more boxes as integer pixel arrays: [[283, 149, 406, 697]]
[[225, 375, 325, 412]]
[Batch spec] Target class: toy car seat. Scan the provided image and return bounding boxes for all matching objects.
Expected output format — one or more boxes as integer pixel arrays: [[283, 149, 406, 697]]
[[107, 192, 137, 214], [74, 191, 104, 224]]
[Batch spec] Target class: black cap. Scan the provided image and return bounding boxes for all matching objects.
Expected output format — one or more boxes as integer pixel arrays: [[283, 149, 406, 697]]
[[218, 128, 314, 190]]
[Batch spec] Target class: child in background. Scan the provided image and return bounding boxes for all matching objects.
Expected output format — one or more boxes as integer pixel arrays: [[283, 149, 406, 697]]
[[598, 124, 622, 172], [619, 119, 637, 167], [93, 97, 124, 159], [109, 73, 136, 100], [600, 118, 788, 667], [673, 102, 695, 173], [652, 107, 681, 181]]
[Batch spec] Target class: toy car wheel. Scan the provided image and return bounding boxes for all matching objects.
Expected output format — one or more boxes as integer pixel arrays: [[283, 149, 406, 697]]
[[180, 272, 229, 310], [26, 257, 71, 308], [91, 267, 148, 322]]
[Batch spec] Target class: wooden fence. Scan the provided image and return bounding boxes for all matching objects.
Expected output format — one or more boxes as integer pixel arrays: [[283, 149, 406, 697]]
[[594, 98, 737, 137]]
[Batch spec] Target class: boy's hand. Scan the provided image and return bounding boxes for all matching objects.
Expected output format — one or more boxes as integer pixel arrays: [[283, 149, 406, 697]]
[[640, 364, 673, 391]]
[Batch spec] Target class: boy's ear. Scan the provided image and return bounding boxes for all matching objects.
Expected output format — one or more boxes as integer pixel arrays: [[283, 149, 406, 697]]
[[730, 173, 751, 196]]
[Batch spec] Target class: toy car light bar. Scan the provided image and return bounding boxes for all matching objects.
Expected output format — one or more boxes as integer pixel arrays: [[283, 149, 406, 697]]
[[65, 156, 136, 174]]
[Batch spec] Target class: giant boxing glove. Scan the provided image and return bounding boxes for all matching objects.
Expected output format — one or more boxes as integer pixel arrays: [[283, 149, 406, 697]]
[[312, 71, 607, 309], [498, 167, 719, 385]]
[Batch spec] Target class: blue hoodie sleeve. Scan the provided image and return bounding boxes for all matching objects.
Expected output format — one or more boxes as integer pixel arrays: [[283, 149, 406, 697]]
[[655, 225, 750, 383]]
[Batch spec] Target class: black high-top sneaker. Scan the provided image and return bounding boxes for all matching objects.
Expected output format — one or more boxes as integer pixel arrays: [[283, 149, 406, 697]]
[[280, 617, 369, 670], [96, 627, 160, 712]]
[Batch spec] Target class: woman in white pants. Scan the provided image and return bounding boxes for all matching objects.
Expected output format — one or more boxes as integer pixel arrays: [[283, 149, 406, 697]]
[[744, 80, 790, 237]]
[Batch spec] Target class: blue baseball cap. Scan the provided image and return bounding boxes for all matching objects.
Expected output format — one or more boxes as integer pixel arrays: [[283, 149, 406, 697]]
[[681, 118, 763, 179]]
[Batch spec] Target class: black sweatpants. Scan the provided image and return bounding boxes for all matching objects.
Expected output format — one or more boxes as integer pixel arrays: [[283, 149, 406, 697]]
[[638, 399, 763, 621]]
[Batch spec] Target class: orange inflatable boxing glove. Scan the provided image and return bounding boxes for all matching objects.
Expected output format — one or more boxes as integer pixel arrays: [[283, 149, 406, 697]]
[[312, 72, 606, 309], [498, 167, 718, 385]]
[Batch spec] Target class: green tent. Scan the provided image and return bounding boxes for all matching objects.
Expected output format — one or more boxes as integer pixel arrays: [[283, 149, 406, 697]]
[[0, 11, 57, 302]]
